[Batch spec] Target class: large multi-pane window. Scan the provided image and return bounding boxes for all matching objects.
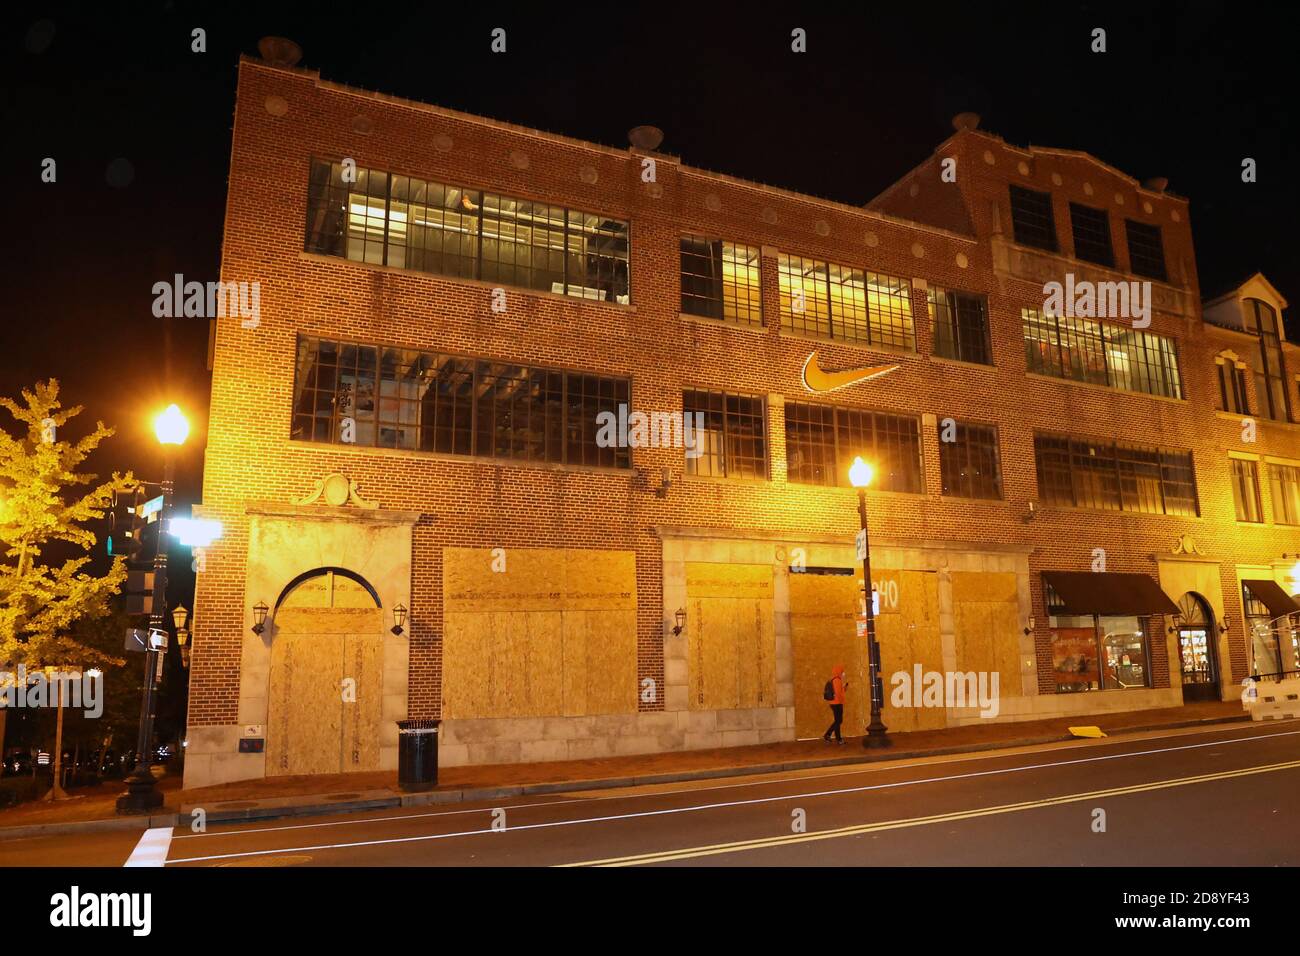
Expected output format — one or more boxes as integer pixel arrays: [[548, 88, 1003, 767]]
[[1242, 584, 1284, 676], [1033, 434, 1198, 516], [777, 255, 915, 350], [1244, 298, 1291, 422], [1068, 203, 1114, 267], [1124, 219, 1168, 282], [305, 159, 630, 303], [291, 336, 631, 468], [1022, 308, 1183, 399], [784, 403, 924, 492], [938, 421, 1002, 499], [1009, 185, 1058, 251], [1269, 463, 1300, 525], [1216, 358, 1251, 415], [928, 287, 991, 365], [679, 236, 762, 325], [1230, 458, 1264, 522], [682, 390, 767, 479]]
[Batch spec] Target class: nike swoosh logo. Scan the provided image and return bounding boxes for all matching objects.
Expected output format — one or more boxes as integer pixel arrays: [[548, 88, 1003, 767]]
[[801, 351, 900, 392]]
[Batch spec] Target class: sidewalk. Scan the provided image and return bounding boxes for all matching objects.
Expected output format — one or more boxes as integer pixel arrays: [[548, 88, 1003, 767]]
[[0, 700, 1248, 839]]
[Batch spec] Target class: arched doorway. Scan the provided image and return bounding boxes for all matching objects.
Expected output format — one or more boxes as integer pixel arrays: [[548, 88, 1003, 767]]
[[265, 568, 385, 777], [1175, 592, 1220, 702]]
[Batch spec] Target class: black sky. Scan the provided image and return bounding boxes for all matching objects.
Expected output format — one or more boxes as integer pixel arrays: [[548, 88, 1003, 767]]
[[3, 0, 1297, 527]]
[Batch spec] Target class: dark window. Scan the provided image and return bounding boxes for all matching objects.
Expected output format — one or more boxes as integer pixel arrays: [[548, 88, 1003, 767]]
[[1125, 219, 1167, 282], [1245, 299, 1291, 422], [1009, 185, 1058, 251], [1033, 434, 1198, 516], [683, 390, 767, 479], [928, 287, 991, 365], [1068, 203, 1114, 267], [784, 403, 923, 492], [1269, 463, 1300, 526], [305, 159, 630, 303], [1216, 359, 1250, 415], [291, 335, 630, 468], [778, 254, 915, 350], [1022, 309, 1182, 399], [680, 236, 762, 325], [939, 421, 1002, 499], [1230, 458, 1263, 522]]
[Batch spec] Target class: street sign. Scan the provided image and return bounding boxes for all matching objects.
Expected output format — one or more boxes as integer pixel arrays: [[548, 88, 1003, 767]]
[[124, 628, 148, 653], [138, 495, 164, 523], [147, 628, 169, 651], [855, 529, 866, 561]]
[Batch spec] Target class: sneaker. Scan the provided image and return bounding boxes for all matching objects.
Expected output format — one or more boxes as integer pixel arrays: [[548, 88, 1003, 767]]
[[835, 739, 845, 745], [822, 736, 832, 743]]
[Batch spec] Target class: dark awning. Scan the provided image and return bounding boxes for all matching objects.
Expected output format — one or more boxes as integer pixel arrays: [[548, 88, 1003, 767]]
[[1043, 571, 1180, 616], [1242, 579, 1300, 618]]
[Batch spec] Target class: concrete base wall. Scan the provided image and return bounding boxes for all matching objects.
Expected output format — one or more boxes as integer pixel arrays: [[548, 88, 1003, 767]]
[[946, 687, 1182, 726]]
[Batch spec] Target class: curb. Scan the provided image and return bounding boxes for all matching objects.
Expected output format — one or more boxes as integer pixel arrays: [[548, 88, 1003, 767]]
[[0, 713, 1251, 840]]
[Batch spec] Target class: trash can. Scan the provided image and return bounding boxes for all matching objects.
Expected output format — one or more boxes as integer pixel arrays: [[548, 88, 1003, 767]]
[[396, 719, 440, 791]]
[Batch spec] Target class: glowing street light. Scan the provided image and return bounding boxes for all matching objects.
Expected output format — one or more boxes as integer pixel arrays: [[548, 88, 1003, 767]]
[[153, 404, 189, 446], [850, 456, 888, 748]]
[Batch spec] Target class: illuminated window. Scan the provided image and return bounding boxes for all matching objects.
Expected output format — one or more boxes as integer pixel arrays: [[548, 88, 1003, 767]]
[[1125, 219, 1167, 282], [1009, 185, 1057, 251], [679, 236, 762, 326], [784, 403, 923, 492], [1033, 434, 1198, 516], [1268, 463, 1300, 526], [938, 421, 1002, 500], [305, 158, 629, 303], [682, 390, 767, 479], [1230, 458, 1263, 522], [928, 287, 991, 365], [778, 254, 914, 349], [291, 335, 630, 468], [1022, 308, 1182, 399], [1046, 581, 1151, 694]]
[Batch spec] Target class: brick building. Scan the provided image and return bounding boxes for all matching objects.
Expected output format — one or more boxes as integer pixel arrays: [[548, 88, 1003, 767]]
[[183, 53, 1300, 788]]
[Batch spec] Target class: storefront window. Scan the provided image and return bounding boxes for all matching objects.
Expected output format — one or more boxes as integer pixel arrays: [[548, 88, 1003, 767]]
[[1100, 617, 1148, 689], [1243, 585, 1282, 676], [1051, 613, 1151, 693], [1051, 615, 1101, 693]]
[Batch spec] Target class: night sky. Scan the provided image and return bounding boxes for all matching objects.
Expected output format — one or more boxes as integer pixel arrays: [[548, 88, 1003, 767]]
[[4, 0, 1297, 537]]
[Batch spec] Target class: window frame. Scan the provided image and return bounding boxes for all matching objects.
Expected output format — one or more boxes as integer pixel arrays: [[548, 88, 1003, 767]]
[[1230, 457, 1264, 523], [682, 389, 768, 480], [1009, 185, 1058, 252], [928, 286, 992, 365], [679, 235, 763, 326], [777, 253, 916, 351], [1021, 308, 1184, 400], [1068, 202, 1115, 267], [938, 420, 1004, 500], [784, 401, 925, 493], [1032, 432, 1199, 517], [1124, 218, 1168, 282]]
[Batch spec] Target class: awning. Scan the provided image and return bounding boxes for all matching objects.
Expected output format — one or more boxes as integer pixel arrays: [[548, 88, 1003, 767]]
[[1043, 571, 1180, 616], [1242, 579, 1300, 618]]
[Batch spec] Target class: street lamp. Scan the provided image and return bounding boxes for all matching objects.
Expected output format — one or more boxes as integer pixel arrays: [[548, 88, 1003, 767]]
[[849, 456, 890, 748], [117, 404, 188, 814]]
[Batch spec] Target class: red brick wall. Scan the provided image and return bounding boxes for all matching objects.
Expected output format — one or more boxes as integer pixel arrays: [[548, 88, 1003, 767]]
[[189, 58, 1300, 726]]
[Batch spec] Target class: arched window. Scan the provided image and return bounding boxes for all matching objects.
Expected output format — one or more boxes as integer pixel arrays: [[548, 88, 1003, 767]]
[[1245, 299, 1291, 422]]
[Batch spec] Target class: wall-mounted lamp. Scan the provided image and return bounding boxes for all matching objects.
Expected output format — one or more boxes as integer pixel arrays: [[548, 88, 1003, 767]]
[[671, 608, 686, 636], [251, 600, 269, 635], [1219, 616, 1231, 633], [172, 605, 191, 669], [1022, 499, 1037, 523], [1022, 616, 1035, 636], [657, 467, 673, 498], [391, 603, 408, 636]]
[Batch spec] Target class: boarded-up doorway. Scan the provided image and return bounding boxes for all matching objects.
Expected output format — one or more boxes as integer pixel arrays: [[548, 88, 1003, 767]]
[[790, 573, 865, 739], [266, 571, 383, 777]]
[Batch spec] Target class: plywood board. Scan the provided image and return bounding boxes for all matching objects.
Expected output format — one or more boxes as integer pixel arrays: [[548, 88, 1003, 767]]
[[790, 573, 866, 739], [267, 632, 345, 777], [951, 571, 1021, 706], [442, 548, 638, 719], [342, 632, 383, 771], [685, 563, 776, 712], [878, 570, 946, 734]]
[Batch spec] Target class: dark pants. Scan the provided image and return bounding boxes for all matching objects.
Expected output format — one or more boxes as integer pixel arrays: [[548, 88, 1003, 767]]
[[825, 704, 844, 741]]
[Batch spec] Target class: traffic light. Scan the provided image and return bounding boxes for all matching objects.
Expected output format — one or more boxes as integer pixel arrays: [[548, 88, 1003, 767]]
[[107, 486, 146, 561]]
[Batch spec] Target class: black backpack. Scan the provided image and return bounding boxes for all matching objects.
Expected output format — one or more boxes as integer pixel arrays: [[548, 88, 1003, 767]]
[[823, 679, 835, 701]]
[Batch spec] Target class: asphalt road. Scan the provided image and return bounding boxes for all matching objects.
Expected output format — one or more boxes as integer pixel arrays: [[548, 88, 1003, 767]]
[[4, 721, 1299, 867]]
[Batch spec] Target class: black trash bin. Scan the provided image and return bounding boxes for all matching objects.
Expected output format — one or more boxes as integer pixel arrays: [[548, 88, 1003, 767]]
[[396, 719, 440, 791]]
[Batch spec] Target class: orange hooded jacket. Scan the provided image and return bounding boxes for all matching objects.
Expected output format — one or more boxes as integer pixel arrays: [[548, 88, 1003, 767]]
[[830, 664, 846, 705]]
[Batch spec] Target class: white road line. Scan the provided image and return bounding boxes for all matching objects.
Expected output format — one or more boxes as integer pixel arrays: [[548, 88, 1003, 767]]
[[124, 827, 174, 867], [166, 727, 1300, 864], [173, 724, 1297, 842]]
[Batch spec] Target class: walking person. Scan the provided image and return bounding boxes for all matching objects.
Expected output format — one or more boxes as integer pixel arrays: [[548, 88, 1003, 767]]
[[823, 663, 848, 744]]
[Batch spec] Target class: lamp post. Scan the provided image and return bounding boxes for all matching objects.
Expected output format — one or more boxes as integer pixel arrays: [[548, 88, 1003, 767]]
[[117, 404, 188, 814], [849, 456, 889, 748], [172, 605, 191, 670]]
